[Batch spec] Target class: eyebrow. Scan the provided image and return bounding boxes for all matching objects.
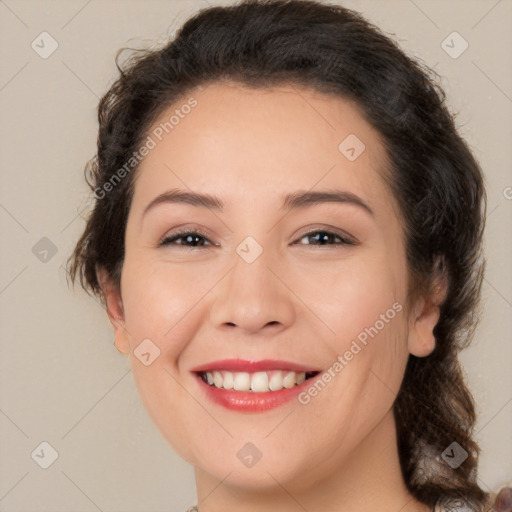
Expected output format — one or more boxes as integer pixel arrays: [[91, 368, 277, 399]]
[[142, 188, 374, 217]]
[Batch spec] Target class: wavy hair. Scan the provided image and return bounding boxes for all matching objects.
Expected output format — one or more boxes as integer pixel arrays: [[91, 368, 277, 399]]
[[68, 0, 489, 508]]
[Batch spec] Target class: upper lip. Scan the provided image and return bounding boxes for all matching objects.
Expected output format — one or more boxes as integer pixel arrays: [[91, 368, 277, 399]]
[[190, 359, 322, 373]]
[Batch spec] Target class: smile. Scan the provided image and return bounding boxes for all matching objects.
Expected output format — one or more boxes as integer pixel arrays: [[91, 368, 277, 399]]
[[191, 359, 322, 412], [199, 369, 320, 392]]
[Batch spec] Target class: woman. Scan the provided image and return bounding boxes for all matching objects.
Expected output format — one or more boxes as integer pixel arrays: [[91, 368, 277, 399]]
[[68, 0, 510, 510]]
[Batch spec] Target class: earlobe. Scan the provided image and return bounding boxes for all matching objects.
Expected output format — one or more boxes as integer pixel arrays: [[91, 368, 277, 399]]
[[408, 259, 448, 358], [408, 297, 440, 357], [97, 267, 130, 355]]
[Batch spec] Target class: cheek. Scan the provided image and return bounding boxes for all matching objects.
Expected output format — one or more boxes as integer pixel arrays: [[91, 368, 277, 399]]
[[120, 256, 215, 339], [300, 250, 410, 399], [318, 308, 408, 431], [293, 251, 406, 345]]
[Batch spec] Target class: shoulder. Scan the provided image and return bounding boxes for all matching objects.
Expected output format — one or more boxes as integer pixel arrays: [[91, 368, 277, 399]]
[[184, 487, 512, 512], [434, 499, 476, 512], [434, 484, 512, 512]]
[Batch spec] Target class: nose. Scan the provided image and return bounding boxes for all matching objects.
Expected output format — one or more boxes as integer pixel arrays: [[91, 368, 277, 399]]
[[209, 246, 296, 335]]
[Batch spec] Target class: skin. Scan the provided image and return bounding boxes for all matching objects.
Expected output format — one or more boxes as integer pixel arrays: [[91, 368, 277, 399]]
[[98, 81, 444, 512]]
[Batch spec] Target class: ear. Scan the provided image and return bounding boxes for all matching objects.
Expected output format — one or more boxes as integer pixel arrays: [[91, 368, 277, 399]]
[[97, 266, 130, 355], [408, 259, 448, 358]]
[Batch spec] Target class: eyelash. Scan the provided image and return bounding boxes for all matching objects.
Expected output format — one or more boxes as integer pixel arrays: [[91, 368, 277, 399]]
[[159, 228, 356, 249]]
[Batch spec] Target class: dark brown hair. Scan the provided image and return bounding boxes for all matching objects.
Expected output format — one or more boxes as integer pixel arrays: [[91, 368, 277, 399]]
[[68, 0, 489, 508]]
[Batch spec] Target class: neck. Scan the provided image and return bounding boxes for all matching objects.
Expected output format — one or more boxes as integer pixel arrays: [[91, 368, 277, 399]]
[[193, 409, 430, 512]]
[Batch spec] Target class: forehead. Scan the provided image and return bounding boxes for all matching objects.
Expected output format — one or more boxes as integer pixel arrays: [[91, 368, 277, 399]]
[[132, 81, 395, 217]]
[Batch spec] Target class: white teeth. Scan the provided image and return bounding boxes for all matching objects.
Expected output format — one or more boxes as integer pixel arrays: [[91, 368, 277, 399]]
[[203, 370, 308, 392], [213, 371, 223, 388], [233, 372, 251, 391], [223, 371, 234, 389], [269, 371, 283, 391], [250, 371, 269, 392], [282, 371, 297, 389]]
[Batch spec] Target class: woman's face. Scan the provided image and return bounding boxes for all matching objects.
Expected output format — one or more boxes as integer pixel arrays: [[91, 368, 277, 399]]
[[102, 81, 437, 494]]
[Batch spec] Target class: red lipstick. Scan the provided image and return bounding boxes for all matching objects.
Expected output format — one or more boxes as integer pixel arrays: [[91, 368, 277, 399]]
[[190, 359, 321, 413], [190, 358, 320, 373]]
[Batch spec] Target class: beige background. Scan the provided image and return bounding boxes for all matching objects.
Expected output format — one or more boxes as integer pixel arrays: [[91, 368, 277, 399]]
[[0, 0, 510, 511]]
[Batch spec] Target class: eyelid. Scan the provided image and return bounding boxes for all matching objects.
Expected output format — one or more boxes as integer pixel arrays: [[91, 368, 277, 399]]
[[159, 226, 215, 246], [294, 225, 358, 245], [159, 224, 358, 248]]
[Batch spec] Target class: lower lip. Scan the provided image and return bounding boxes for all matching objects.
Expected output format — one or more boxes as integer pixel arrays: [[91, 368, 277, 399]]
[[194, 373, 315, 413]]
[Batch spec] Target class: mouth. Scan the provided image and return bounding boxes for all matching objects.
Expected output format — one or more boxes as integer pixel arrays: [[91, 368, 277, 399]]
[[190, 359, 322, 413], [196, 369, 321, 392]]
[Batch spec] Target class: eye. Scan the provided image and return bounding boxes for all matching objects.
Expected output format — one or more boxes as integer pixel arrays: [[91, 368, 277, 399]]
[[159, 229, 214, 248], [159, 228, 356, 249], [295, 229, 355, 247]]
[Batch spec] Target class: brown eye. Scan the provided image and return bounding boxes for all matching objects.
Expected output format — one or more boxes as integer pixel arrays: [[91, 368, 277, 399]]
[[296, 230, 355, 246], [160, 229, 213, 248]]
